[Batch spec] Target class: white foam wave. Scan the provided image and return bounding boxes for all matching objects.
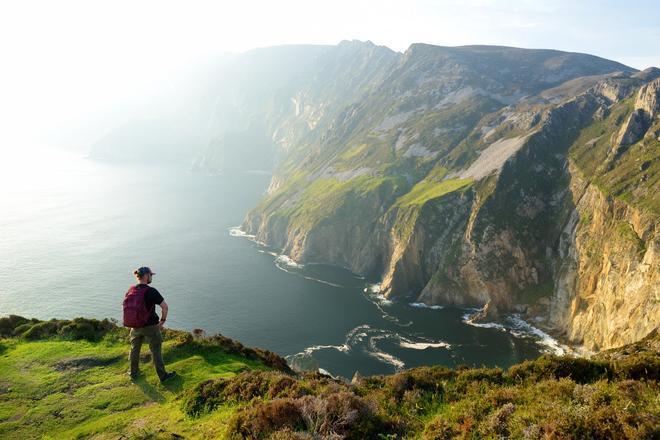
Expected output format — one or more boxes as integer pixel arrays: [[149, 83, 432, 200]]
[[346, 324, 372, 341], [275, 254, 304, 269], [369, 350, 406, 370], [289, 323, 455, 374], [397, 334, 451, 350], [367, 334, 406, 370], [228, 226, 255, 239], [461, 308, 568, 355], [318, 368, 335, 378], [409, 302, 444, 310], [461, 308, 506, 330], [372, 294, 393, 306], [399, 341, 451, 350], [301, 343, 350, 355], [363, 284, 392, 311], [507, 315, 566, 356], [363, 283, 382, 294], [343, 325, 408, 370], [465, 320, 506, 330], [273, 261, 344, 287], [362, 290, 413, 327]]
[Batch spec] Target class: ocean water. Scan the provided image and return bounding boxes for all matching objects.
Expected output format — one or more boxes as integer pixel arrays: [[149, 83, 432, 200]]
[[0, 148, 557, 378]]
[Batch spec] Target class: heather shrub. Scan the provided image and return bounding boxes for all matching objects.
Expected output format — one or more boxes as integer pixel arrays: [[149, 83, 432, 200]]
[[226, 392, 389, 440], [612, 352, 660, 380], [0, 315, 35, 336], [59, 318, 115, 340], [384, 366, 452, 401], [484, 386, 519, 406], [508, 354, 612, 383], [8, 317, 115, 341], [181, 371, 304, 417], [190, 334, 291, 373], [486, 402, 515, 437], [226, 398, 305, 439], [297, 392, 378, 438], [615, 379, 644, 400], [446, 367, 505, 400], [266, 427, 312, 439], [21, 320, 61, 339], [422, 417, 457, 440], [548, 405, 631, 439], [456, 367, 504, 385], [180, 379, 229, 417]]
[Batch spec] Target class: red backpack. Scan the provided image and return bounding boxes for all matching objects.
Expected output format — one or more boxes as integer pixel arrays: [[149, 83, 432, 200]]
[[123, 285, 152, 328]]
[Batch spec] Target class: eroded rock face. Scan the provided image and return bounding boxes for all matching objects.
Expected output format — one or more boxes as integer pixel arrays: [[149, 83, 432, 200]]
[[615, 79, 660, 147], [549, 166, 659, 351], [237, 43, 657, 352], [636, 78, 660, 116]]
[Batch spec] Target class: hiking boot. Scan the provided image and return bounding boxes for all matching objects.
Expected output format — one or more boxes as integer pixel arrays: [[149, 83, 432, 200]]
[[160, 371, 177, 383]]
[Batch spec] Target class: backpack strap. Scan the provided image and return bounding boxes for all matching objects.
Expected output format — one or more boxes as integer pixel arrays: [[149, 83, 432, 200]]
[[125, 284, 148, 298]]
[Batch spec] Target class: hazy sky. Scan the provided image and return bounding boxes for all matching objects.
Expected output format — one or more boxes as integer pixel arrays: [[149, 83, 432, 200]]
[[1, 0, 658, 150]]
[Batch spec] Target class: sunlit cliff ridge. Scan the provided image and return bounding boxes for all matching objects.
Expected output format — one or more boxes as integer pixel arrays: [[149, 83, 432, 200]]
[[192, 42, 659, 352]]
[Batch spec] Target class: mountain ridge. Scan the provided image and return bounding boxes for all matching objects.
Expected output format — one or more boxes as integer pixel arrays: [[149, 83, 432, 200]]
[[213, 41, 657, 353], [89, 40, 657, 353]]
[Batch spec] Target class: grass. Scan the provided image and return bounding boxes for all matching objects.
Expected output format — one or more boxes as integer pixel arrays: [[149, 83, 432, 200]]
[[394, 177, 473, 208], [0, 317, 282, 439], [569, 97, 659, 214], [1, 316, 658, 439], [278, 174, 407, 231], [518, 281, 555, 304], [568, 97, 635, 178], [183, 335, 659, 439], [616, 221, 647, 255]]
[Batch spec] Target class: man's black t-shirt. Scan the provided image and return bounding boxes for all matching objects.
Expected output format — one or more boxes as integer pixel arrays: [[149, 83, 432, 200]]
[[136, 284, 164, 326]]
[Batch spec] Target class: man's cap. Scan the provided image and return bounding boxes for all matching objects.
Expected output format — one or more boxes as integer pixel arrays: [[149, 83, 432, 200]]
[[134, 266, 156, 276]]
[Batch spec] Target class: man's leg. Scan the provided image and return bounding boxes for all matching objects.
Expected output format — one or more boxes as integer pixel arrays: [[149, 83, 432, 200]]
[[145, 325, 168, 380], [129, 328, 144, 377]]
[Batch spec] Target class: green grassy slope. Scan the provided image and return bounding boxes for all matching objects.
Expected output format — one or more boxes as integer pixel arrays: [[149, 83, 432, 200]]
[[1, 317, 658, 439], [0, 316, 287, 439], [569, 97, 660, 214]]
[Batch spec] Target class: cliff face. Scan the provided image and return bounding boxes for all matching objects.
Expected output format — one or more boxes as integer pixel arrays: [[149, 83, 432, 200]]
[[229, 42, 658, 351], [550, 168, 658, 351], [548, 79, 660, 351]]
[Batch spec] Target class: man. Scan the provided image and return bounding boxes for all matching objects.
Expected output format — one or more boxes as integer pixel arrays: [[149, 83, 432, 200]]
[[123, 266, 176, 383]]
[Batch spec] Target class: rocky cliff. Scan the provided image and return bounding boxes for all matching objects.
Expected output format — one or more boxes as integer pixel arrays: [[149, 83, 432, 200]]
[[548, 77, 660, 350], [198, 42, 658, 352]]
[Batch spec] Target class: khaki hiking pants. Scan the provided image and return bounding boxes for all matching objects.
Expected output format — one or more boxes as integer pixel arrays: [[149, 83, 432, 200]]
[[129, 325, 167, 380]]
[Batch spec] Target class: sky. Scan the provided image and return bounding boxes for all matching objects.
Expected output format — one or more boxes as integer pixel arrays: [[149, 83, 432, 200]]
[[0, 0, 658, 151]]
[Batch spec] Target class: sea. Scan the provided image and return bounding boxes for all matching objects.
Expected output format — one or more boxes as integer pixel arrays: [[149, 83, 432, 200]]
[[0, 148, 564, 378]]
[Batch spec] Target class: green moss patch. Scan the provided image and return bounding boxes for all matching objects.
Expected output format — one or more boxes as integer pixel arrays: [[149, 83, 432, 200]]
[[395, 176, 473, 208]]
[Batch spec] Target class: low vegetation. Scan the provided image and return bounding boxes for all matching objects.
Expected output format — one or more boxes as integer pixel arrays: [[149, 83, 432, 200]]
[[1, 316, 658, 439], [0, 315, 286, 439], [394, 177, 473, 208], [569, 97, 659, 214]]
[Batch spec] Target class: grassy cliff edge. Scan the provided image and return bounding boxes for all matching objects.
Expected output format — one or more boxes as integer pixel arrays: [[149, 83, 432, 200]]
[[0, 316, 657, 439]]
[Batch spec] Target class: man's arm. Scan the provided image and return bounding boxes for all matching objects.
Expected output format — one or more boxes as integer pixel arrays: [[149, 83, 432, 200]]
[[158, 300, 169, 329]]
